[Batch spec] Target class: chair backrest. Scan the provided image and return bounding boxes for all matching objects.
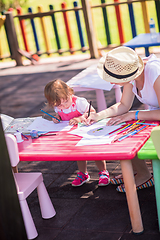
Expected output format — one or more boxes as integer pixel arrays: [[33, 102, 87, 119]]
[[151, 126, 160, 159], [5, 134, 20, 167]]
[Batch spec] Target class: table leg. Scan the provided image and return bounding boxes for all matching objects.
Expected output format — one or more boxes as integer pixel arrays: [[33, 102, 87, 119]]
[[145, 47, 149, 57], [96, 89, 107, 111], [152, 159, 160, 231], [120, 160, 144, 234]]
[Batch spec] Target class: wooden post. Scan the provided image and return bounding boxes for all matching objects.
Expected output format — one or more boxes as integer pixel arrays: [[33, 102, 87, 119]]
[[81, 0, 99, 59], [0, 16, 6, 58], [141, 1, 150, 33], [4, 12, 23, 66]]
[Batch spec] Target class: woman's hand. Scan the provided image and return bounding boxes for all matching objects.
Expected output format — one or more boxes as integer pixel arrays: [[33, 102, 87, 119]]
[[81, 112, 100, 125], [106, 111, 135, 126]]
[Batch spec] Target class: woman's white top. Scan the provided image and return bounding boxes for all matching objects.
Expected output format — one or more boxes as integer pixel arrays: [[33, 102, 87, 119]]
[[132, 54, 160, 110]]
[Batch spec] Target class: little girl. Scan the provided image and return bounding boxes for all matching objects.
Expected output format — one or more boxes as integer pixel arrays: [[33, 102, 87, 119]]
[[44, 79, 110, 187]]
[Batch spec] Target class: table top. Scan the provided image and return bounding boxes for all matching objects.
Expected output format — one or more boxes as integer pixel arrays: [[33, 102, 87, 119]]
[[124, 33, 160, 48], [18, 121, 158, 162], [138, 137, 158, 160], [67, 64, 114, 91]]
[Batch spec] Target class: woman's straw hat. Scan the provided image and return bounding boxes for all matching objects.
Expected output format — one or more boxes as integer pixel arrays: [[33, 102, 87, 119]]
[[97, 46, 144, 84]]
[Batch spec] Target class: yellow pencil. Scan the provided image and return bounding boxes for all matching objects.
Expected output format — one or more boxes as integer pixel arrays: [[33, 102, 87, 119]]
[[109, 123, 132, 137], [123, 120, 141, 134], [109, 120, 140, 138]]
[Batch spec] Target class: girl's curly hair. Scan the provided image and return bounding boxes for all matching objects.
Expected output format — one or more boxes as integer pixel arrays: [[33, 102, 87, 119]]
[[44, 79, 74, 107]]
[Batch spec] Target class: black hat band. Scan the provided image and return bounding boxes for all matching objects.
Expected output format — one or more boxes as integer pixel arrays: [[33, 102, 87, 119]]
[[103, 65, 139, 79]]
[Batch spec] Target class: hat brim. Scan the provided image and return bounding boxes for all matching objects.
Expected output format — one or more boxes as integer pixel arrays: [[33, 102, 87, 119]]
[[97, 55, 144, 84]]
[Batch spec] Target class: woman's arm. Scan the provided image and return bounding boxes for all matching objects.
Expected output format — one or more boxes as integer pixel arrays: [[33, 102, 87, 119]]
[[85, 83, 135, 124], [137, 75, 160, 121], [109, 75, 160, 124]]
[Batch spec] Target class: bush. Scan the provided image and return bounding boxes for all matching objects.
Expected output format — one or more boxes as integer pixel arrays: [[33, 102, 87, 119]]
[[0, 0, 28, 12]]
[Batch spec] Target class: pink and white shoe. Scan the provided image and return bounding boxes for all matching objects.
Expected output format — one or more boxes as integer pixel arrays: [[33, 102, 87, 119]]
[[72, 172, 90, 187], [98, 170, 110, 186]]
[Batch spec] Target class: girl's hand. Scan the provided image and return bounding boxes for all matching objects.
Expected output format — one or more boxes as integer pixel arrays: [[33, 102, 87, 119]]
[[69, 117, 80, 125], [52, 115, 61, 124], [106, 112, 135, 126], [69, 115, 90, 125]]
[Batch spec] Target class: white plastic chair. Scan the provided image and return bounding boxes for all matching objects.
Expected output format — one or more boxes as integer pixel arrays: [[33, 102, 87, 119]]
[[5, 134, 56, 239]]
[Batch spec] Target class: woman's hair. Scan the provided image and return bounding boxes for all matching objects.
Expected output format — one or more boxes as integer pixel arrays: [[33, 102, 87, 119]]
[[44, 79, 74, 107]]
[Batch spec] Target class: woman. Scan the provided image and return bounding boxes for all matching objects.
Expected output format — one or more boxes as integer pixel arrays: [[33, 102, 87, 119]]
[[83, 46, 160, 192]]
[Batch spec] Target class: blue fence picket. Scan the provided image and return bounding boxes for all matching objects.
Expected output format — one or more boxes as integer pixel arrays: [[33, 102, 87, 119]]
[[101, 0, 111, 45], [73, 1, 86, 50], [28, 7, 40, 53], [128, 3, 137, 37], [49, 4, 61, 52]]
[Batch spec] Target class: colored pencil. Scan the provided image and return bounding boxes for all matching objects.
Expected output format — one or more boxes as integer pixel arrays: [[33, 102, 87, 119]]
[[108, 123, 132, 137], [112, 124, 147, 143], [111, 120, 142, 142], [118, 125, 148, 142], [111, 125, 140, 143], [88, 101, 92, 117], [135, 122, 157, 126], [41, 109, 60, 122], [16, 130, 29, 140], [39, 133, 56, 137], [122, 121, 145, 135]]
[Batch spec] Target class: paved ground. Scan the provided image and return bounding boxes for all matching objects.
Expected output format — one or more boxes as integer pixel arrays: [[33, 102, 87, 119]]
[[0, 51, 160, 240]]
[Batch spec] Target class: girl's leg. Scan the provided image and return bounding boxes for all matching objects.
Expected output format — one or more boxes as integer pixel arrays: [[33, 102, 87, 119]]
[[95, 160, 110, 186], [77, 161, 87, 173], [72, 161, 89, 187], [95, 160, 106, 171], [131, 155, 152, 186]]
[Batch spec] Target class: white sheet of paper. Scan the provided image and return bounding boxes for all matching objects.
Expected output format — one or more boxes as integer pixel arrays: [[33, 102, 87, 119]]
[[1, 114, 37, 134], [76, 135, 115, 146], [1, 114, 14, 130], [27, 117, 73, 132], [69, 119, 123, 139]]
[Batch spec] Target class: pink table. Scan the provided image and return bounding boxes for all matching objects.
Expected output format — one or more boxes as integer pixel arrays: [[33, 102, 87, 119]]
[[18, 122, 158, 234]]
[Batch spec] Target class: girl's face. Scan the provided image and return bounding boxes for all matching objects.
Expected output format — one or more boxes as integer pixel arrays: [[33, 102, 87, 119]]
[[56, 95, 72, 110]]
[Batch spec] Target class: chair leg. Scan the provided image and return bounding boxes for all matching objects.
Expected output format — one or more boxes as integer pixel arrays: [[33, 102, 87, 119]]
[[19, 199, 38, 239], [152, 159, 160, 231], [37, 182, 56, 219]]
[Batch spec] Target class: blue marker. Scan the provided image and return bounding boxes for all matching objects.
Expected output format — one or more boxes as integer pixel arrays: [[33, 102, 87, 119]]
[[40, 109, 60, 122], [136, 122, 157, 126], [16, 130, 29, 140]]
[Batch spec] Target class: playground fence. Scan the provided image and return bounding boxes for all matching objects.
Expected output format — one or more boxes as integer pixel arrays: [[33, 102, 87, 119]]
[[0, 0, 159, 65]]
